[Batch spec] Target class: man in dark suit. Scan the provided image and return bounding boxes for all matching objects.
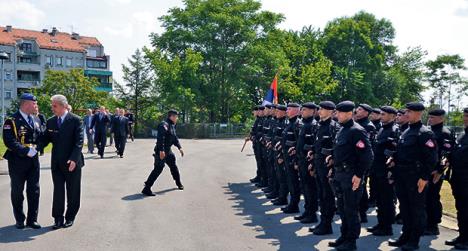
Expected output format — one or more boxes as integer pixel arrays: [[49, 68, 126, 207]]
[[125, 111, 135, 141], [2, 93, 42, 229], [90, 106, 110, 158], [39, 94, 84, 229], [83, 109, 94, 154], [112, 108, 129, 158]]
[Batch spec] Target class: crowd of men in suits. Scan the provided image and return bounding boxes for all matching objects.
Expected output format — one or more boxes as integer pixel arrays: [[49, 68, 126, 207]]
[[248, 101, 468, 251], [2, 93, 135, 230]]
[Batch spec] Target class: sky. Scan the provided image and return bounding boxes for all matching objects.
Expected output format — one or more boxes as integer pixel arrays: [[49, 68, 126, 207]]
[[1, 0, 468, 104]]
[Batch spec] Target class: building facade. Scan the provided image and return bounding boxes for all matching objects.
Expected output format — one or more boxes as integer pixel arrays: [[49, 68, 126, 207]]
[[0, 25, 112, 108]]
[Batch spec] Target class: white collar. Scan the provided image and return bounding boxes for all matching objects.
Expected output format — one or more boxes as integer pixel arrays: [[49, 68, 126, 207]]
[[19, 109, 31, 122], [59, 110, 69, 121]]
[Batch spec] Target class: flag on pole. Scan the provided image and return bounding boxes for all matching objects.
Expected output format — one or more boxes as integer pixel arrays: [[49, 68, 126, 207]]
[[262, 75, 278, 105]]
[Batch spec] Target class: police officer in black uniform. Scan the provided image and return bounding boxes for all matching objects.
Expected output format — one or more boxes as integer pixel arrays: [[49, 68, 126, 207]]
[[424, 108, 455, 236], [2, 93, 42, 229], [271, 105, 289, 206], [388, 102, 438, 251], [142, 110, 185, 196], [263, 104, 277, 196], [328, 101, 373, 251], [249, 106, 262, 184], [295, 102, 319, 224], [366, 106, 399, 236], [281, 103, 302, 214], [369, 107, 382, 206], [254, 106, 267, 187], [310, 101, 340, 235], [446, 107, 468, 250], [354, 103, 376, 223]]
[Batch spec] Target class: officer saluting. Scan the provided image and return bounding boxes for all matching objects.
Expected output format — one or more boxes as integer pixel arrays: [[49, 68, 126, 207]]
[[2, 93, 42, 229], [328, 101, 373, 251], [142, 110, 185, 196], [388, 102, 438, 250]]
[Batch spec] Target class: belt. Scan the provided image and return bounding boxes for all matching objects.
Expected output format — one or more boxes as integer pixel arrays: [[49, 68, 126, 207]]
[[22, 143, 37, 148], [334, 163, 352, 172], [321, 148, 332, 156], [285, 140, 296, 147], [264, 136, 271, 141], [303, 144, 313, 151], [274, 136, 282, 141]]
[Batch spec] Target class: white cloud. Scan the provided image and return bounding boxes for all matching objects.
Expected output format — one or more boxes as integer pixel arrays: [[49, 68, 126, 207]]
[[0, 0, 45, 28], [104, 24, 134, 38]]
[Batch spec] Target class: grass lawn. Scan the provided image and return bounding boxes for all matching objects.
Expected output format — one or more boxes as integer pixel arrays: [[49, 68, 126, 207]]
[[0, 138, 52, 159], [441, 181, 456, 217]]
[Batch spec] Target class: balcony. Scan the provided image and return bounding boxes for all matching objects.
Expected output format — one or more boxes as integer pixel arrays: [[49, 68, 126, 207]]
[[95, 82, 112, 92]]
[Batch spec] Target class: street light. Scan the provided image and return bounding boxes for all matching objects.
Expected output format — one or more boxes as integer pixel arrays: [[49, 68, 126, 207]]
[[0, 51, 10, 126]]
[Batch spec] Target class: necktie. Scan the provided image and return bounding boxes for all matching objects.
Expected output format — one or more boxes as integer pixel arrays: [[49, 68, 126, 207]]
[[57, 117, 62, 128], [27, 115, 34, 128]]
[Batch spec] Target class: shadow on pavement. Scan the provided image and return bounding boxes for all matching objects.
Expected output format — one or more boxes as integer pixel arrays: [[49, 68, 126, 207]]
[[0, 225, 51, 243], [122, 188, 179, 201]]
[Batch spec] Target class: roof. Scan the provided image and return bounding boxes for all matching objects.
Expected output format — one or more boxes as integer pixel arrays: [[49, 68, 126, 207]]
[[0, 26, 102, 53]]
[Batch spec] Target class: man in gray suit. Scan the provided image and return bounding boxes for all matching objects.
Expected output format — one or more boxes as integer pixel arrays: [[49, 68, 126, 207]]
[[83, 109, 94, 154]]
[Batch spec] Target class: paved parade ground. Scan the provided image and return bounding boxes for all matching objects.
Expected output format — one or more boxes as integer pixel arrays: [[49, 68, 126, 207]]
[[0, 139, 460, 250]]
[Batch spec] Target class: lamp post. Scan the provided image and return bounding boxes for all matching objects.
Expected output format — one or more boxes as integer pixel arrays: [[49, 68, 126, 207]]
[[0, 51, 9, 126]]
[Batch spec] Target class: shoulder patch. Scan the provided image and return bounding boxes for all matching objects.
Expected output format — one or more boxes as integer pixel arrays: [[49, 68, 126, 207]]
[[425, 139, 435, 148], [356, 140, 365, 149]]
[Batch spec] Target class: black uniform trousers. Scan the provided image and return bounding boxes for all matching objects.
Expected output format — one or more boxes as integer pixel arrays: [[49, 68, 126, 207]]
[[298, 158, 318, 216], [114, 134, 127, 156], [374, 175, 395, 229], [145, 151, 181, 187], [451, 175, 468, 241], [51, 164, 81, 222], [253, 142, 262, 179], [267, 148, 278, 193], [8, 156, 40, 223], [333, 171, 363, 241], [315, 158, 336, 225], [94, 131, 107, 157], [425, 178, 443, 227], [285, 154, 300, 208], [275, 158, 288, 201], [394, 171, 427, 245], [359, 175, 370, 217]]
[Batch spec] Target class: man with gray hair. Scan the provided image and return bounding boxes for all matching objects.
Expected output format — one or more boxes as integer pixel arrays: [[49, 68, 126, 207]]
[[83, 109, 94, 154], [39, 94, 84, 229]]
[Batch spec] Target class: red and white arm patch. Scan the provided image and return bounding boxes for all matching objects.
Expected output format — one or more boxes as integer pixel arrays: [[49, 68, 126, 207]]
[[425, 139, 435, 148], [356, 140, 365, 149]]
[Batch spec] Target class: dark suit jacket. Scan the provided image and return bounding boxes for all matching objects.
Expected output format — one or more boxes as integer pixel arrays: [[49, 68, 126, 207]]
[[111, 116, 129, 137], [40, 112, 84, 169], [2, 111, 42, 160], [90, 112, 110, 134], [83, 114, 94, 131]]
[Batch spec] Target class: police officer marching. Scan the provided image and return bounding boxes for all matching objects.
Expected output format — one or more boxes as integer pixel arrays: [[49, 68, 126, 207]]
[[2, 93, 43, 229]]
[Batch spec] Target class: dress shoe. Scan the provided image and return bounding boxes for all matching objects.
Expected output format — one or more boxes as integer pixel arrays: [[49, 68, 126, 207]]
[[272, 199, 288, 206], [63, 220, 74, 228], [388, 237, 408, 247], [401, 243, 419, 251], [250, 177, 260, 183], [26, 221, 42, 229], [372, 228, 393, 236], [100, 154, 104, 159], [52, 220, 63, 230], [313, 224, 333, 235], [141, 187, 155, 196], [282, 207, 299, 214], [15, 222, 25, 229], [119, 155, 123, 158], [454, 242, 468, 250], [262, 188, 272, 193], [176, 181, 184, 190], [446, 237, 461, 246], [300, 215, 318, 224], [328, 236, 346, 247], [336, 240, 357, 251], [265, 193, 278, 199], [366, 224, 380, 232], [423, 225, 439, 236], [294, 214, 306, 221]]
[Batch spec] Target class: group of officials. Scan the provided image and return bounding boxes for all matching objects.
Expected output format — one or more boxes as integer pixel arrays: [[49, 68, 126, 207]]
[[248, 101, 468, 250]]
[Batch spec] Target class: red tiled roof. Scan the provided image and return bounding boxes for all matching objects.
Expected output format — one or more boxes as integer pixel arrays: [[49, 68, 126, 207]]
[[0, 26, 102, 53]]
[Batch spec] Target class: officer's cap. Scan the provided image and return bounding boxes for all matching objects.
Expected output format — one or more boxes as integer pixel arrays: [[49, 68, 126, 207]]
[[372, 108, 382, 114], [336, 101, 355, 112], [167, 109, 179, 116], [302, 102, 318, 110], [253, 106, 259, 111], [276, 105, 287, 111], [358, 104, 373, 113], [319, 101, 336, 110], [265, 104, 273, 109], [380, 106, 397, 115], [428, 108, 446, 116], [287, 103, 301, 108], [397, 109, 406, 115], [464, 107, 468, 113], [258, 106, 265, 110], [20, 93, 37, 101], [405, 102, 425, 111]]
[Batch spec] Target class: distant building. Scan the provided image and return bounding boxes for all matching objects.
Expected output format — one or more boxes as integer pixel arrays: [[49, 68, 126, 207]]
[[0, 25, 112, 107]]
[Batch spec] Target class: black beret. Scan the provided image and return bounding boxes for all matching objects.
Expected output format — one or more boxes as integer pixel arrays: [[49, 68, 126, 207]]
[[406, 102, 425, 111], [168, 109, 179, 116], [464, 107, 468, 113], [258, 106, 265, 110], [397, 109, 406, 114], [358, 104, 373, 113], [276, 105, 287, 111], [372, 108, 382, 114], [319, 101, 336, 110], [380, 106, 397, 115], [428, 108, 446, 116], [336, 101, 355, 112], [265, 104, 273, 109], [287, 102, 300, 108], [302, 102, 318, 109], [20, 93, 37, 101], [253, 106, 259, 111]]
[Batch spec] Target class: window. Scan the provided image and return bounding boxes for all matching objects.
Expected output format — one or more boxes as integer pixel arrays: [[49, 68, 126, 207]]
[[86, 49, 97, 57], [86, 59, 107, 69], [66, 58, 72, 67], [56, 56, 63, 66], [4, 71, 12, 81], [5, 91, 12, 100], [20, 43, 33, 52], [18, 57, 32, 63], [3, 53, 12, 62], [45, 56, 52, 66], [76, 58, 84, 67]]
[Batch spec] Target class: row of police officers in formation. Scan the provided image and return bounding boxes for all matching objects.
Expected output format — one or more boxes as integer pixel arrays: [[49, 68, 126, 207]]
[[248, 100, 468, 251]]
